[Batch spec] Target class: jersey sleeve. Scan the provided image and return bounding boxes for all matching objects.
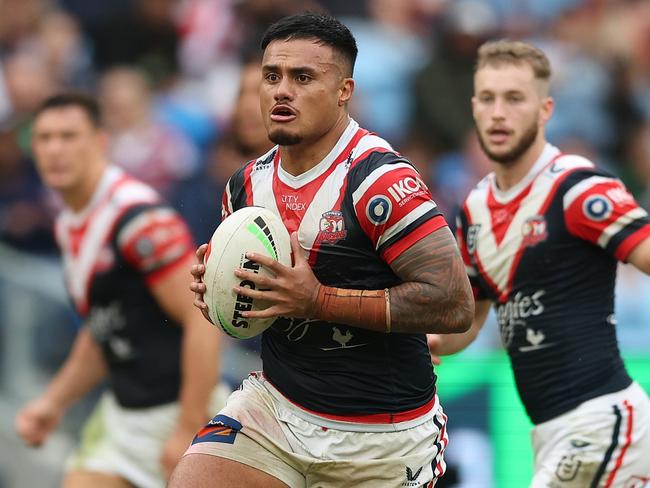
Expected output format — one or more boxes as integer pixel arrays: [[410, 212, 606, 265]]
[[562, 172, 650, 261], [456, 209, 489, 301], [352, 158, 447, 264], [117, 205, 195, 285]]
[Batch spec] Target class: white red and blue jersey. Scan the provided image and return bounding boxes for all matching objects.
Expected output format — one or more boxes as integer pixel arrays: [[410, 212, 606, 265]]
[[55, 166, 195, 408], [458, 143, 650, 424], [222, 119, 448, 417]]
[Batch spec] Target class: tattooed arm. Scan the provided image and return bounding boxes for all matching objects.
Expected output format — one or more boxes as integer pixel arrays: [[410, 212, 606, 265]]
[[228, 227, 474, 335], [388, 226, 474, 334]]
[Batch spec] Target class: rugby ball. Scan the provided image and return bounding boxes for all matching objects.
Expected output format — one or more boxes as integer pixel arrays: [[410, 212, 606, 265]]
[[203, 206, 291, 339]]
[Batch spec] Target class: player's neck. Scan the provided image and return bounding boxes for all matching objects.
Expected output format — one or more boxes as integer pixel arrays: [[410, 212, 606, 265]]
[[279, 115, 350, 176], [493, 137, 547, 192], [60, 161, 108, 212]]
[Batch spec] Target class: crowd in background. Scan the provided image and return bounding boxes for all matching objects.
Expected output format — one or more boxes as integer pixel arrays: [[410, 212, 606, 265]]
[[0, 1, 649, 485], [0, 0, 649, 375]]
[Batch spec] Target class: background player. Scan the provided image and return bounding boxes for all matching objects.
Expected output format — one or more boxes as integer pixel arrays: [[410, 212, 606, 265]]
[[15, 93, 226, 488], [429, 40, 650, 486], [171, 13, 474, 488]]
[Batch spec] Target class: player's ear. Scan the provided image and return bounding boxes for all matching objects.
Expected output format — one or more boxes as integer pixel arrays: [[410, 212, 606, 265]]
[[338, 78, 354, 106], [539, 96, 554, 125]]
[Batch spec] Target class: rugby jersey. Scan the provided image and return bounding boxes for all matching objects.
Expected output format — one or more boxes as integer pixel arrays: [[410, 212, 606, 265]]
[[222, 119, 448, 416], [458, 143, 650, 424]]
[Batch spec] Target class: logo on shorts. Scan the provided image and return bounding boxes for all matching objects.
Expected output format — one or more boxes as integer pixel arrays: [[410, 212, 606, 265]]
[[315, 211, 347, 245], [191, 415, 242, 445], [402, 466, 423, 487], [555, 454, 581, 482]]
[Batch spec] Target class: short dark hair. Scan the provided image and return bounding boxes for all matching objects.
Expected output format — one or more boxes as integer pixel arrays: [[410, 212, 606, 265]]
[[35, 92, 101, 127], [260, 13, 358, 76]]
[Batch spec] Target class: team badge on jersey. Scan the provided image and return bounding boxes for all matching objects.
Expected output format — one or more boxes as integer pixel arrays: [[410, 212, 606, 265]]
[[315, 211, 347, 245], [466, 224, 481, 255], [582, 194, 613, 222], [366, 195, 392, 225], [521, 215, 548, 248]]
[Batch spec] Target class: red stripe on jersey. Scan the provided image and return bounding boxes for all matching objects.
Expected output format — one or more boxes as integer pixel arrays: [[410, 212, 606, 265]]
[[297, 128, 368, 266], [120, 214, 193, 271], [616, 225, 650, 261], [564, 180, 649, 257], [353, 166, 433, 249], [381, 215, 447, 264], [243, 160, 256, 207], [605, 400, 634, 488], [488, 183, 533, 246], [221, 189, 231, 220], [462, 201, 503, 301]]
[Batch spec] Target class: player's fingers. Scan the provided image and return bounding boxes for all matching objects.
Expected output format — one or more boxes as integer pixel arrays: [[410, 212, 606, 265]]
[[245, 251, 284, 274], [196, 243, 208, 262], [232, 283, 268, 301], [289, 232, 307, 266], [190, 281, 206, 293], [240, 305, 282, 319], [190, 263, 205, 279], [234, 269, 275, 289]]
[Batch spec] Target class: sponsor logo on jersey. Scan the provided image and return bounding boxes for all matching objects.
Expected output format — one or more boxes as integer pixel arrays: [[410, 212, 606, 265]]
[[466, 224, 481, 255], [366, 195, 392, 225], [315, 211, 347, 245], [521, 215, 547, 248], [583, 194, 613, 221], [281, 194, 306, 211], [192, 415, 242, 445], [387, 176, 428, 206], [496, 290, 545, 347], [605, 186, 634, 206], [402, 466, 424, 487]]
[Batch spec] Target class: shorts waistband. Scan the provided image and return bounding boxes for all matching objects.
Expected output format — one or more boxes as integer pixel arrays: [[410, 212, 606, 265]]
[[255, 372, 439, 433]]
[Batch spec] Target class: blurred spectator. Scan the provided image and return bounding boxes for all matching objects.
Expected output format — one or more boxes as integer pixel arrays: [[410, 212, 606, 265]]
[[0, 130, 55, 253], [0, 0, 44, 53], [172, 60, 272, 245], [344, 0, 430, 146], [99, 66, 200, 198], [410, 0, 499, 155], [87, 0, 180, 86]]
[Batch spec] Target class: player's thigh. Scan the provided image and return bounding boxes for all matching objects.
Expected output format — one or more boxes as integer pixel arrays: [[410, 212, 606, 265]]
[[64, 470, 136, 488], [168, 453, 291, 488]]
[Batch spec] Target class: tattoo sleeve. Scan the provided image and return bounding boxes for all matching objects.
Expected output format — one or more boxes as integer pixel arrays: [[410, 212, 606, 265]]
[[389, 226, 474, 334]]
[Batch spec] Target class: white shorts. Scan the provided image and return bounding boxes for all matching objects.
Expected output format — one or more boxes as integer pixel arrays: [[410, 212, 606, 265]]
[[66, 385, 230, 488], [186, 372, 448, 488], [531, 382, 650, 488]]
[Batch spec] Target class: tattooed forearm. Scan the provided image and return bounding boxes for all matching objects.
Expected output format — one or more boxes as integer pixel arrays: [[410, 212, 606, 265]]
[[389, 227, 474, 334]]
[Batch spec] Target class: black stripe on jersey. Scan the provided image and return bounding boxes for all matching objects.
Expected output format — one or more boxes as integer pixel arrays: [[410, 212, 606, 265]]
[[228, 163, 250, 212], [377, 208, 440, 256], [589, 405, 622, 488], [347, 150, 416, 189], [603, 218, 650, 256]]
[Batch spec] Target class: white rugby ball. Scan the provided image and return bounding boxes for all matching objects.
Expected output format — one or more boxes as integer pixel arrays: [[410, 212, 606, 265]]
[[203, 206, 291, 339]]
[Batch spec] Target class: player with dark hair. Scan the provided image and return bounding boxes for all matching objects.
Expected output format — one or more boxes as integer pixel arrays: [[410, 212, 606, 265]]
[[169, 13, 474, 488], [429, 40, 650, 486], [15, 92, 227, 488]]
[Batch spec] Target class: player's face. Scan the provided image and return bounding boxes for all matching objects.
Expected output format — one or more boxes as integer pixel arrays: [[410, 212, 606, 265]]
[[32, 106, 105, 193], [260, 38, 353, 146], [472, 64, 552, 165]]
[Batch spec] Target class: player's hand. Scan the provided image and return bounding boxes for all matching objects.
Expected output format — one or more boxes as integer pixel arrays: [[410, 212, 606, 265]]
[[15, 396, 64, 447], [190, 244, 213, 324], [233, 232, 321, 319], [426, 334, 443, 366], [160, 424, 196, 479]]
